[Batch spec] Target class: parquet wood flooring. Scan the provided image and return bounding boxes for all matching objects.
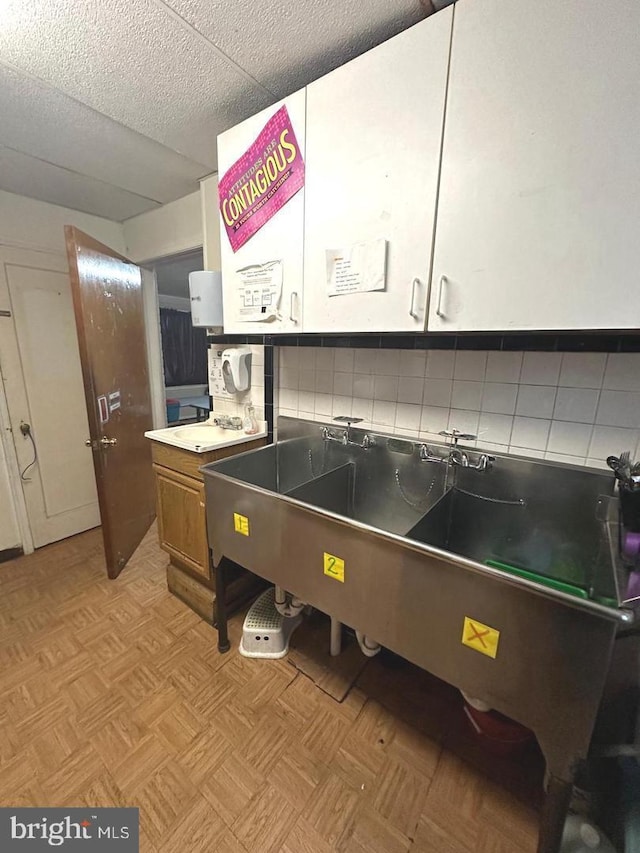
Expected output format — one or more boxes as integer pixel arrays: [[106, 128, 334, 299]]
[[0, 525, 542, 851]]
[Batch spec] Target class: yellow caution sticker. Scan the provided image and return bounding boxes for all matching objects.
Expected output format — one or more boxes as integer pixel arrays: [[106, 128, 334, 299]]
[[461, 617, 500, 659], [323, 552, 345, 583], [233, 512, 250, 536]]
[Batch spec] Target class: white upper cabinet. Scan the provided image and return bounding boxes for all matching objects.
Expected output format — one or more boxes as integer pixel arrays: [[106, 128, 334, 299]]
[[302, 11, 453, 333], [430, 0, 640, 332], [217, 89, 306, 334]]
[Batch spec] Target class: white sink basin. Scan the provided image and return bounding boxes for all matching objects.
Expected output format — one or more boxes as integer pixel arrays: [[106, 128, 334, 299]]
[[145, 420, 267, 453], [170, 425, 228, 442]]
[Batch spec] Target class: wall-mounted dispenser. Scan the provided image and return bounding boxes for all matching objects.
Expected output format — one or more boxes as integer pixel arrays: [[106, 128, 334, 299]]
[[188, 270, 223, 329], [221, 347, 252, 393]]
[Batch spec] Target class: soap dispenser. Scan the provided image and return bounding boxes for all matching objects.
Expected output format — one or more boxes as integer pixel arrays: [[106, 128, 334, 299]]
[[221, 347, 252, 393]]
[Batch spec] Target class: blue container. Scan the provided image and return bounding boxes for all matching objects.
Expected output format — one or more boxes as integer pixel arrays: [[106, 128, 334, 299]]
[[166, 398, 180, 423]]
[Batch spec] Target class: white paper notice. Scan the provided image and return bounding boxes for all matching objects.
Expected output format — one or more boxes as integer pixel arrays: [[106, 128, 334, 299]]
[[235, 260, 283, 322], [326, 239, 387, 297]]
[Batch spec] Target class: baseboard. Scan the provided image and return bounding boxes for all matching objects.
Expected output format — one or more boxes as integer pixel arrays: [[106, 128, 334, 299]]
[[0, 546, 23, 564]]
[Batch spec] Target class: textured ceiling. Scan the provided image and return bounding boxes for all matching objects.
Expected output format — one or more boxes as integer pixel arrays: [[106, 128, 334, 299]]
[[0, 0, 430, 221]]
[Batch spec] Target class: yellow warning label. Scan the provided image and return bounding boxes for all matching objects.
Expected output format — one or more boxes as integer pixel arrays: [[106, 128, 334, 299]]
[[233, 513, 250, 536], [323, 552, 345, 583], [461, 617, 500, 659]]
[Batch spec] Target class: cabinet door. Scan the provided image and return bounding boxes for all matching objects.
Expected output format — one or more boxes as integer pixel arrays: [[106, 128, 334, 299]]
[[218, 89, 305, 334], [302, 12, 452, 333], [154, 465, 210, 579], [430, 0, 640, 332]]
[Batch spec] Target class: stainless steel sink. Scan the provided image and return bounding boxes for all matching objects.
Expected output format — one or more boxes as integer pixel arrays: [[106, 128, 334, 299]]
[[202, 416, 638, 853]]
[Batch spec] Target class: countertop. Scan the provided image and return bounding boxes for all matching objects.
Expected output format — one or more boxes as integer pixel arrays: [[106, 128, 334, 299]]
[[144, 421, 267, 453]]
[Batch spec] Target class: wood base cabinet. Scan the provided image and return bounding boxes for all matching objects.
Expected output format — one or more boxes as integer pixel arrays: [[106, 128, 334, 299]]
[[150, 438, 266, 616]]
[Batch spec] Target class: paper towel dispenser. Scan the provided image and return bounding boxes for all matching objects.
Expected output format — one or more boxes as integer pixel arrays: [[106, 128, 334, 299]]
[[188, 270, 223, 329]]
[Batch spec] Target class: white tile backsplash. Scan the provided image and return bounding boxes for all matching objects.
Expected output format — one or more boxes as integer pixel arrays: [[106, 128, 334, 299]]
[[315, 348, 335, 371], [485, 351, 522, 384], [420, 405, 450, 435], [553, 387, 599, 423], [333, 372, 353, 397], [275, 346, 640, 467], [454, 350, 487, 381], [353, 373, 375, 398], [423, 378, 452, 408], [451, 380, 483, 411], [400, 350, 427, 378], [395, 403, 422, 431], [372, 399, 396, 426], [515, 385, 556, 419], [425, 350, 454, 380], [481, 382, 518, 415], [520, 352, 562, 386], [478, 412, 513, 446], [510, 416, 551, 451], [603, 353, 640, 392], [333, 347, 354, 373], [559, 353, 606, 389], [596, 390, 640, 428], [547, 420, 592, 457], [397, 376, 423, 404], [374, 374, 398, 401]]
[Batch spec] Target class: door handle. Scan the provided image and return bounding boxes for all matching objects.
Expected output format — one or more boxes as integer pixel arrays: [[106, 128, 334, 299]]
[[99, 436, 118, 448], [289, 291, 298, 323], [436, 274, 447, 319], [409, 278, 420, 320]]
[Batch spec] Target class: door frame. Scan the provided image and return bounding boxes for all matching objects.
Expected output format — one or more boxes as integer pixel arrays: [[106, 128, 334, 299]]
[[0, 239, 167, 553], [0, 368, 33, 554]]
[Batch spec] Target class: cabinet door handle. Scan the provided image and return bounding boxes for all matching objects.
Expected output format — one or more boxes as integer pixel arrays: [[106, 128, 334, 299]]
[[436, 275, 447, 319], [290, 291, 298, 323], [409, 278, 420, 320]]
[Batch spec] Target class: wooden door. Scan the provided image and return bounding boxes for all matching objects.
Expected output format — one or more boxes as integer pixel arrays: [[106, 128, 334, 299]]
[[217, 88, 306, 334], [302, 11, 452, 333], [65, 227, 155, 578], [0, 246, 99, 549], [429, 0, 640, 331]]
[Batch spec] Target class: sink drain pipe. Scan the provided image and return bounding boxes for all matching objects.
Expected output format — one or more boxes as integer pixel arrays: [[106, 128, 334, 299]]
[[356, 630, 381, 658], [274, 586, 306, 618]]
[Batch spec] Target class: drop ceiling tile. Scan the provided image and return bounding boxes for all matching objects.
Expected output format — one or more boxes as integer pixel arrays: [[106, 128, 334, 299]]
[[0, 0, 273, 167], [165, 0, 427, 97], [0, 145, 160, 220], [0, 63, 209, 204]]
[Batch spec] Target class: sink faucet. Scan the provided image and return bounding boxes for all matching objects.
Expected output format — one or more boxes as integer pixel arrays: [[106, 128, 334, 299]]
[[213, 415, 243, 431], [419, 430, 494, 471], [321, 417, 375, 450]]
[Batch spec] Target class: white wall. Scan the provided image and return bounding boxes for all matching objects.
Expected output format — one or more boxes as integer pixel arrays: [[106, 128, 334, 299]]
[[0, 190, 127, 554], [200, 174, 221, 270], [276, 346, 640, 469], [0, 188, 125, 255], [123, 190, 202, 264]]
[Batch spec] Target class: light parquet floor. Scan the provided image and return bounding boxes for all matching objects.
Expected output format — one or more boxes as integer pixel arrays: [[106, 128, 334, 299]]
[[0, 525, 542, 852]]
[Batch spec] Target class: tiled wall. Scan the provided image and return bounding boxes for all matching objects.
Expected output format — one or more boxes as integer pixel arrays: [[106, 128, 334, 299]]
[[208, 344, 265, 423], [276, 346, 640, 468]]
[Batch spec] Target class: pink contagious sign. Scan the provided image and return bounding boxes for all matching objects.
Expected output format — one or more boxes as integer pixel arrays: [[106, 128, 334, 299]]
[[218, 105, 305, 253]]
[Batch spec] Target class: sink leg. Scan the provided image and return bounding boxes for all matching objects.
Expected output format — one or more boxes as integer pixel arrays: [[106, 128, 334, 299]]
[[537, 775, 572, 853], [330, 617, 342, 656], [214, 557, 231, 654]]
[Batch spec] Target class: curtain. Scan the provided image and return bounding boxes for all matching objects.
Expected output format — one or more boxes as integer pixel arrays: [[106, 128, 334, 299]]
[[159, 308, 208, 387]]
